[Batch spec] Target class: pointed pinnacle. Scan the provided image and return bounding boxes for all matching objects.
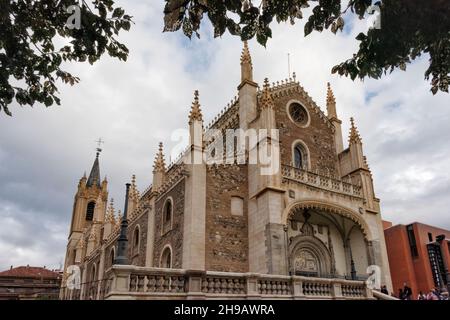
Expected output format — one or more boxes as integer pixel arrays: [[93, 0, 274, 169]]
[[189, 90, 203, 124], [241, 41, 252, 65]]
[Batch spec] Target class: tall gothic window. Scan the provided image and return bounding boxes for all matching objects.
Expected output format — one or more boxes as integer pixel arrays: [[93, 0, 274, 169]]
[[161, 247, 172, 268], [110, 248, 115, 266], [133, 226, 140, 253], [162, 199, 173, 234], [164, 200, 172, 223], [86, 201, 95, 221], [294, 143, 308, 169]]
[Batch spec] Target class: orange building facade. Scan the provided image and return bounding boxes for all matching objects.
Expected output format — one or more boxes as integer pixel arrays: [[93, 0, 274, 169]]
[[383, 221, 450, 299]]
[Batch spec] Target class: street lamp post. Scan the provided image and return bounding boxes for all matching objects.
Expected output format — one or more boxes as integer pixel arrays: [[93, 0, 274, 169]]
[[114, 183, 131, 265]]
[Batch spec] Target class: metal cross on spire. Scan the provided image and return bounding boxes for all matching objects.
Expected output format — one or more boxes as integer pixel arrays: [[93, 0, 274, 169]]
[[288, 53, 291, 78], [95, 137, 105, 154]]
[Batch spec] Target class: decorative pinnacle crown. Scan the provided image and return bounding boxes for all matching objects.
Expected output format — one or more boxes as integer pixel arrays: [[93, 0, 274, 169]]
[[349, 117, 362, 144], [327, 82, 336, 106], [261, 78, 274, 109], [153, 142, 166, 172], [106, 198, 116, 223], [240, 41, 252, 65], [189, 90, 203, 124]]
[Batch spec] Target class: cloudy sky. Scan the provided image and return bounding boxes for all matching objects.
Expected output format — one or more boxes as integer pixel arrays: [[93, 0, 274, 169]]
[[0, 1, 449, 271]]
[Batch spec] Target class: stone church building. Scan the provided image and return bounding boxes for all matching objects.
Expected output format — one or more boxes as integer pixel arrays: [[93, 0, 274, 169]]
[[61, 43, 392, 300]]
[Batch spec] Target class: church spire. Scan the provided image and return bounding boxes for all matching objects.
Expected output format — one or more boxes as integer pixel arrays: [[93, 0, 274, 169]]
[[153, 142, 166, 173], [326, 82, 337, 119], [86, 150, 101, 188], [349, 117, 362, 145], [189, 90, 203, 124], [240, 41, 253, 83]]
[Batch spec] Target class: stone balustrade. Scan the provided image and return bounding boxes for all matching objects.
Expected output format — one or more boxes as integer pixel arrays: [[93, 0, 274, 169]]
[[281, 165, 363, 198], [98, 265, 373, 300]]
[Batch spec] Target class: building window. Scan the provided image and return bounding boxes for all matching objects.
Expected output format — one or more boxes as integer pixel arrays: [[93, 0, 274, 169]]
[[162, 198, 173, 234], [427, 243, 447, 288], [293, 142, 309, 169], [231, 197, 244, 216], [428, 232, 433, 243], [160, 246, 172, 268], [133, 225, 140, 253], [86, 201, 95, 221], [406, 224, 418, 258], [288, 102, 309, 127], [110, 248, 115, 266], [91, 264, 97, 282]]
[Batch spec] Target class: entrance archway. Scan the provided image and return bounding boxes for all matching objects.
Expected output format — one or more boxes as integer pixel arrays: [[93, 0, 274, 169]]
[[289, 235, 332, 277]]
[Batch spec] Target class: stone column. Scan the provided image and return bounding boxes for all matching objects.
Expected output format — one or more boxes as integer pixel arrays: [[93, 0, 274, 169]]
[[182, 147, 206, 270], [186, 270, 206, 300]]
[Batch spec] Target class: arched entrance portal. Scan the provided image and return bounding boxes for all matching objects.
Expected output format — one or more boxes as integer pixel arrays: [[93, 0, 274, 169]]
[[290, 235, 332, 277], [286, 203, 371, 279]]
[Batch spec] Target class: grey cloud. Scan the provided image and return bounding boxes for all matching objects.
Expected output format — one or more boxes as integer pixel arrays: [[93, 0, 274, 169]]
[[0, 1, 449, 270]]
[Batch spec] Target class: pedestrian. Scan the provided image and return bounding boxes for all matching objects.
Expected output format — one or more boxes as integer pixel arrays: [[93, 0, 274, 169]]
[[398, 288, 404, 300], [426, 289, 439, 300], [403, 282, 412, 300], [417, 291, 426, 300], [381, 285, 389, 295]]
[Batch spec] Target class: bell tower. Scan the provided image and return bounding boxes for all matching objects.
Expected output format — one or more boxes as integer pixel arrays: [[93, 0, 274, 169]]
[[64, 146, 108, 268]]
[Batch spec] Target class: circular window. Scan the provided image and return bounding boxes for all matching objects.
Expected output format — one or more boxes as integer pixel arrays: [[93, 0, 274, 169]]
[[288, 102, 309, 127]]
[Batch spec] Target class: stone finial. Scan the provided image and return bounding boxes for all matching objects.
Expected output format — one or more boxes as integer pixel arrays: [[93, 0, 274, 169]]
[[105, 198, 116, 224], [349, 117, 362, 144], [261, 78, 274, 109], [116, 210, 122, 227], [240, 41, 252, 65], [189, 90, 203, 124], [326, 82, 337, 119], [240, 41, 253, 82], [326, 83, 335, 105], [153, 142, 166, 172], [88, 225, 97, 241], [130, 174, 138, 199]]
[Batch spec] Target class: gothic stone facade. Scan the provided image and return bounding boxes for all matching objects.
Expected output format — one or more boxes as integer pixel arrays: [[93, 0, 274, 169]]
[[61, 43, 392, 299]]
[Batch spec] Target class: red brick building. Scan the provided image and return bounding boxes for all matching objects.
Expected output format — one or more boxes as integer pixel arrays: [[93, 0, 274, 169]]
[[383, 221, 450, 299], [0, 266, 62, 300]]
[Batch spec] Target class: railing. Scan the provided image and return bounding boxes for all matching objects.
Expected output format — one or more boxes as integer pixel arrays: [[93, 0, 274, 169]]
[[103, 266, 373, 300], [281, 165, 363, 198], [372, 290, 398, 300]]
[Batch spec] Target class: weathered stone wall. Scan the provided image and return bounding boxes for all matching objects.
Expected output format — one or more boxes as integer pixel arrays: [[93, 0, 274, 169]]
[[205, 164, 249, 272], [153, 180, 185, 268], [126, 210, 149, 266], [273, 92, 338, 175]]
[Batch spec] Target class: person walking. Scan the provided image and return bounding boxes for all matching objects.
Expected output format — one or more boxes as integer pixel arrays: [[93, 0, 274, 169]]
[[426, 289, 439, 300], [398, 288, 404, 300], [403, 283, 412, 300], [417, 291, 426, 300], [381, 285, 389, 295]]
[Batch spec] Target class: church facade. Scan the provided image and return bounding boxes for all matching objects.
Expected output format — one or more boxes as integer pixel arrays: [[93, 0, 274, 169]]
[[61, 43, 392, 300]]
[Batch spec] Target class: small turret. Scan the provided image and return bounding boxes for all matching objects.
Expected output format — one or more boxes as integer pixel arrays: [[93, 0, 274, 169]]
[[240, 41, 253, 83], [152, 143, 166, 192]]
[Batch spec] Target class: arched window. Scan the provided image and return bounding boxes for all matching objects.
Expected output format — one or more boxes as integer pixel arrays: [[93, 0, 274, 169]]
[[160, 246, 172, 268], [110, 248, 115, 266], [293, 142, 309, 170], [86, 201, 96, 221], [133, 226, 140, 253], [162, 198, 173, 234], [164, 200, 172, 223], [91, 263, 97, 282]]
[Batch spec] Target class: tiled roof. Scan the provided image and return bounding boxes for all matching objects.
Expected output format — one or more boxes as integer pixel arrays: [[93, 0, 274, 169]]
[[0, 266, 61, 279]]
